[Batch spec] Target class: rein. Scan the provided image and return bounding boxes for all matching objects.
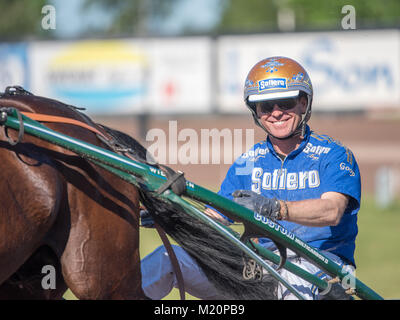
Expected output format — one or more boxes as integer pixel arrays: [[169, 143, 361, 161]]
[[20, 112, 106, 139]]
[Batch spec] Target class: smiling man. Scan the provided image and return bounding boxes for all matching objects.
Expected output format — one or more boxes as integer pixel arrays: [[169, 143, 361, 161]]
[[236, 57, 359, 230], [141, 56, 361, 300], [222, 56, 361, 299]]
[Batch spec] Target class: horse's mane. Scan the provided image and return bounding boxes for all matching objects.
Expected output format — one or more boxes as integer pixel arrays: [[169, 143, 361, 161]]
[[96, 123, 156, 165], [100, 125, 278, 300]]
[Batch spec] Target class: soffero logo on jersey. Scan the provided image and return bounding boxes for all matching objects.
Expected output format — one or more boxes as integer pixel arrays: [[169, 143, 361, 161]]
[[241, 147, 269, 161], [45, 41, 147, 113], [251, 168, 320, 192], [258, 78, 287, 91]]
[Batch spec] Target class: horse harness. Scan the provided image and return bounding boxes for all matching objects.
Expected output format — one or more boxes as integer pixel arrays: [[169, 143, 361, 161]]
[[0, 86, 187, 300]]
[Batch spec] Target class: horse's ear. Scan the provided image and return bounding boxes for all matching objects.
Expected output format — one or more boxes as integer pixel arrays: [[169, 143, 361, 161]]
[[4, 86, 34, 97]]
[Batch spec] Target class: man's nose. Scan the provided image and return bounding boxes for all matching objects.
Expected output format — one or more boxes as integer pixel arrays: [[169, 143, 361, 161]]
[[270, 104, 283, 114]]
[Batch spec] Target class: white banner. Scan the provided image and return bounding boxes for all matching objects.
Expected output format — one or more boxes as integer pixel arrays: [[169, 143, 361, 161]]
[[29, 38, 212, 114], [146, 37, 213, 113], [217, 30, 400, 112], [0, 43, 29, 91], [8, 30, 400, 114], [30, 39, 148, 114]]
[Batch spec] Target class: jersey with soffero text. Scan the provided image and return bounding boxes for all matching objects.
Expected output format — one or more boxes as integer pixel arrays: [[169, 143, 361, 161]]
[[218, 125, 361, 266]]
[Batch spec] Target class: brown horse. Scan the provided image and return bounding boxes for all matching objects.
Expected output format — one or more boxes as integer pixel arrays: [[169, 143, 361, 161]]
[[0, 88, 146, 299], [0, 87, 278, 300]]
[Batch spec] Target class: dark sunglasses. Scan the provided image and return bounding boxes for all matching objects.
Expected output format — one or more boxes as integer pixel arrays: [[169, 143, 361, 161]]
[[256, 98, 298, 114]]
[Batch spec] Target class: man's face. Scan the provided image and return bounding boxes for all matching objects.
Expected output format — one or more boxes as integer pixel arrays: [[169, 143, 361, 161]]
[[255, 96, 307, 139]]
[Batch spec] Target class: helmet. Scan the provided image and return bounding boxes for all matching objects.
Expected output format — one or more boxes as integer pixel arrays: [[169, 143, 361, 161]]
[[244, 56, 313, 135]]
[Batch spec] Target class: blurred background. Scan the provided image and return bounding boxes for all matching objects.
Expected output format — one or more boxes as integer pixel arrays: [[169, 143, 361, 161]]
[[0, 0, 399, 299]]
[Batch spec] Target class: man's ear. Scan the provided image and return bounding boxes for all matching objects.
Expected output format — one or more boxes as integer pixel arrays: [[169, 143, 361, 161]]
[[300, 96, 307, 113]]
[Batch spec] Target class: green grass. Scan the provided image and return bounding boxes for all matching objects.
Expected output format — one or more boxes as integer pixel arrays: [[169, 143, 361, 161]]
[[354, 196, 400, 299], [63, 195, 400, 300]]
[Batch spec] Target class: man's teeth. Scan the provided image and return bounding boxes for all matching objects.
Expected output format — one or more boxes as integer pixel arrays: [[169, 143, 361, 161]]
[[275, 121, 286, 125]]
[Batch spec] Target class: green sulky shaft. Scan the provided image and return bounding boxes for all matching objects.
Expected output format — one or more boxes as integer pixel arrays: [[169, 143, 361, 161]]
[[92, 158, 331, 295], [0, 109, 383, 300]]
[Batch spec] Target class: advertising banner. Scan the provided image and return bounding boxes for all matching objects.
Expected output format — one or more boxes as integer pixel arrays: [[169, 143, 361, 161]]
[[29, 37, 212, 114], [30, 39, 148, 114], [146, 37, 212, 114], [22, 30, 400, 114], [0, 43, 29, 91], [217, 30, 400, 112]]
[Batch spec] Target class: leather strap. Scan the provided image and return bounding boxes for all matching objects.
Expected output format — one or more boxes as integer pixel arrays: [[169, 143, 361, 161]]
[[20, 112, 107, 139], [154, 223, 186, 300]]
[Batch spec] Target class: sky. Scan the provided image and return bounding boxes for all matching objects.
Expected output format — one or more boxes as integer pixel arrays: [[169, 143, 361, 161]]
[[51, 0, 223, 38]]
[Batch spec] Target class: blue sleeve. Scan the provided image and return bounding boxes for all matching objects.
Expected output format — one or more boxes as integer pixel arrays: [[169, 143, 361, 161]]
[[218, 161, 247, 200], [320, 145, 361, 214], [204, 162, 246, 223]]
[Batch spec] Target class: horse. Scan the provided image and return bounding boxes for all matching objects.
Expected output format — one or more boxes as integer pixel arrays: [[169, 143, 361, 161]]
[[0, 87, 278, 300]]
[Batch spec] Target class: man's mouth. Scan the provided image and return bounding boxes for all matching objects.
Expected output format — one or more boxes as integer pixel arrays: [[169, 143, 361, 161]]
[[270, 118, 290, 126]]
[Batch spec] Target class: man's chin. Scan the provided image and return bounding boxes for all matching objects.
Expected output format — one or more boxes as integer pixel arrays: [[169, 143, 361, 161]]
[[265, 128, 292, 140]]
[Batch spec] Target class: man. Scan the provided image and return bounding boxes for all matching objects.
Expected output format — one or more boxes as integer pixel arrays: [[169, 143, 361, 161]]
[[141, 56, 360, 300]]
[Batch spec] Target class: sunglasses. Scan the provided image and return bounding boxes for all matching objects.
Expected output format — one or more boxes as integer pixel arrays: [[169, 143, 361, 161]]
[[256, 98, 298, 114]]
